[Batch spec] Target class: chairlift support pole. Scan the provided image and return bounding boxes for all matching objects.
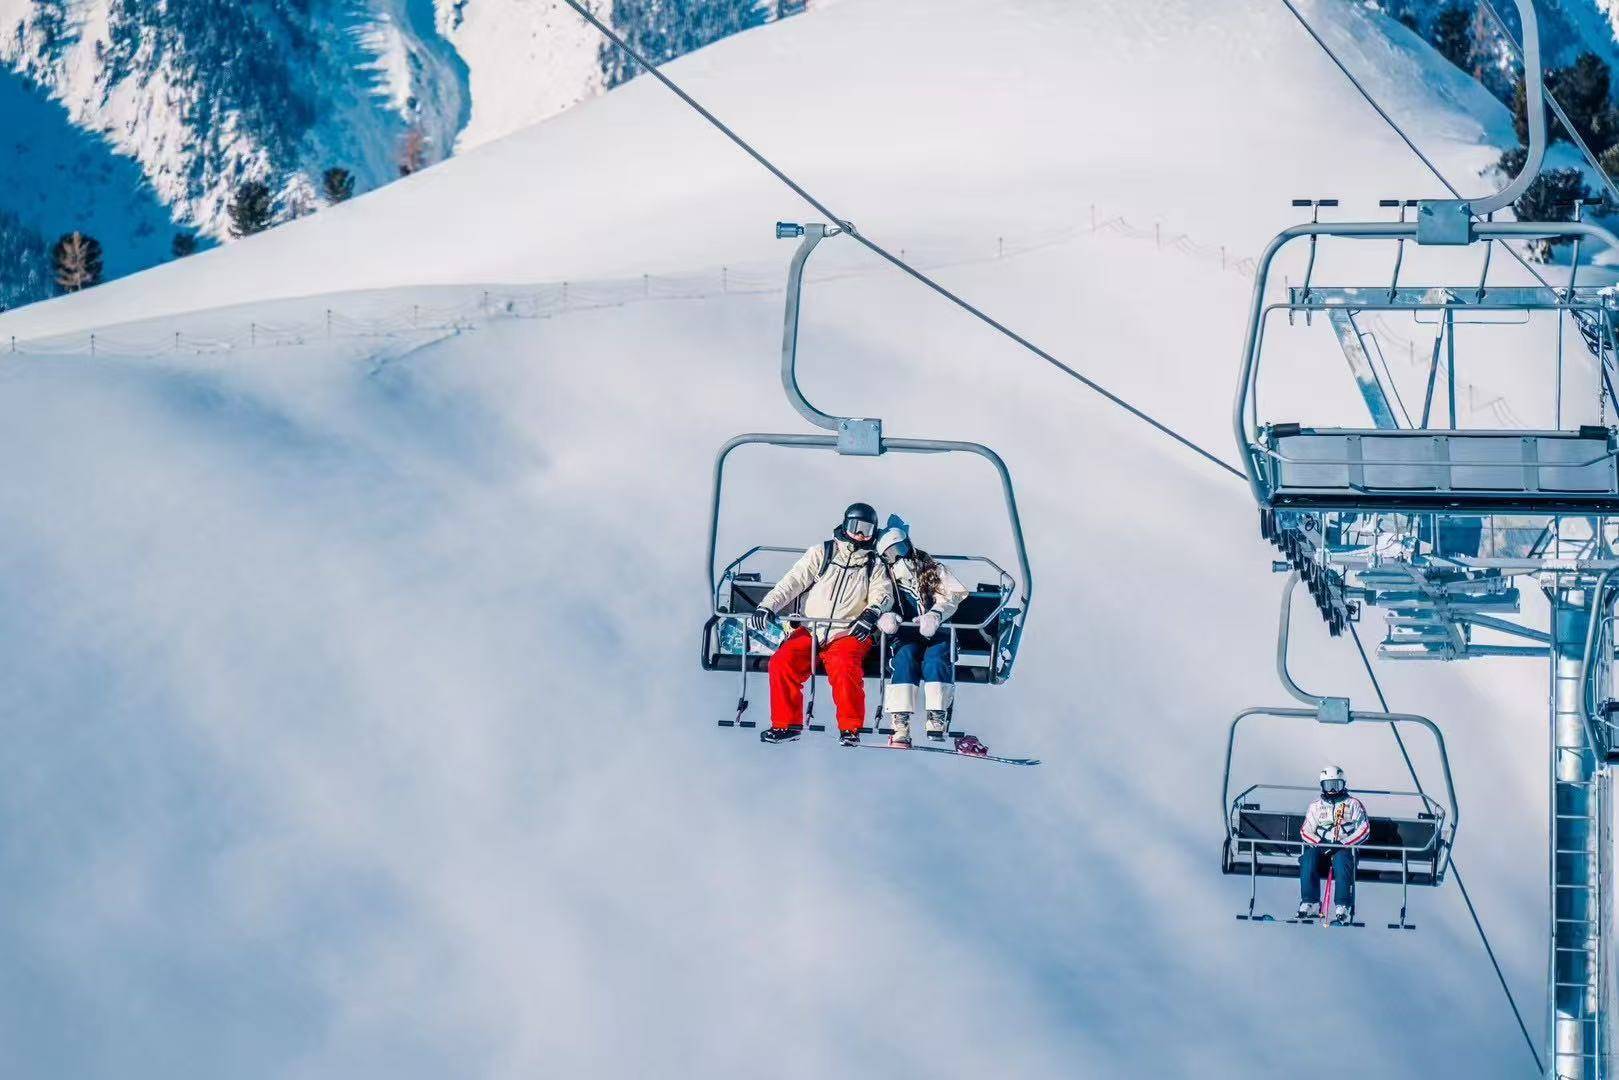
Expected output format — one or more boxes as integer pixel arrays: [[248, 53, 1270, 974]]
[[1552, 581, 1604, 1079]]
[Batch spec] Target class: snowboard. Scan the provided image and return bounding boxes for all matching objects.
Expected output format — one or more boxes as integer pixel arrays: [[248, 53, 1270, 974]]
[[853, 741, 1040, 767]]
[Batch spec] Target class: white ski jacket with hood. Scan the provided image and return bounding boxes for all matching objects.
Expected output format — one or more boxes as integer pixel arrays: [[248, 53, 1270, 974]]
[[760, 538, 894, 644]]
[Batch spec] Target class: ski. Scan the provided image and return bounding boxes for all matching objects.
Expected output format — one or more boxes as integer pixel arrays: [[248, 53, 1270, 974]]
[[853, 742, 1039, 767]]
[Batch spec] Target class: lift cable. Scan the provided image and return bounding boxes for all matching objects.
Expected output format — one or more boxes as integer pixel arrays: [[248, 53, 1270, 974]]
[[556, 0, 1244, 481], [1349, 623, 1543, 1074], [558, 1, 1539, 1066]]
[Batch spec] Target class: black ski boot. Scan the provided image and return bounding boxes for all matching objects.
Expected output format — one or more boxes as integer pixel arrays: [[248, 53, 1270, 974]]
[[760, 726, 803, 745], [839, 729, 861, 747]]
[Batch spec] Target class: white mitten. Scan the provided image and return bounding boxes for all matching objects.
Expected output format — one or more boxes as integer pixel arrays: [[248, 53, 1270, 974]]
[[918, 610, 942, 638], [877, 612, 901, 635]]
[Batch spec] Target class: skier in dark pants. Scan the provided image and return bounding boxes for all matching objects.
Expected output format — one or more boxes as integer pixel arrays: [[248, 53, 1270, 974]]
[[873, 520, 969, 747], [1298, 765, 1370, 924]]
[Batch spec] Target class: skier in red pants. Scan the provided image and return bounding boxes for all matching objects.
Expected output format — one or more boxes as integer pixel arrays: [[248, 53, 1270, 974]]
[[749, 502, 895, 746]]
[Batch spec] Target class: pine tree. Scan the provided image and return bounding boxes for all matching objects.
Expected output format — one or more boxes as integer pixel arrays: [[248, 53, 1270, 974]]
[[398, 129, 428, 176], [1549, 53, 1619, 156], [1431, 5, 1473, 73], [1601, 143, 1619, 183], [229, 180, 276, 238], [322, 167, 355, 203], [600, 1, 773, 88], [0, 211, 51, 311], [171, 231, 198, 258], [1511, 166, 1597, 260], [51, 231, 104, 293], [1511, 75, 1534, 147]]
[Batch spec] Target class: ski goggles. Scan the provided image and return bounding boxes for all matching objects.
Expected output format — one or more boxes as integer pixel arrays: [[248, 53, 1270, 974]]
[[1320, 779, 1346, 796], [844, 517, 876, 540]]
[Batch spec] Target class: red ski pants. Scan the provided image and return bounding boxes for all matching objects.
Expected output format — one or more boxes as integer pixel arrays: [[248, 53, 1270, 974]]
[[769, 628, 870, 732]]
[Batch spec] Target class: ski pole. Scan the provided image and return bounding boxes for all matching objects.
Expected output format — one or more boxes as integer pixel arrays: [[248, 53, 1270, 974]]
[[872, 631, 888, 735]]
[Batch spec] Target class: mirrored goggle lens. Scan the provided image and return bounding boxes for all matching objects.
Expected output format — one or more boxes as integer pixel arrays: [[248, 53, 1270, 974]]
[[1321, 780, 1346, 794], [846, 519, 875, 538]]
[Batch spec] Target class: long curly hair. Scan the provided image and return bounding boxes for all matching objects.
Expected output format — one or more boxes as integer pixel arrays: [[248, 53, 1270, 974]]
[[910, 548, 945, 609]]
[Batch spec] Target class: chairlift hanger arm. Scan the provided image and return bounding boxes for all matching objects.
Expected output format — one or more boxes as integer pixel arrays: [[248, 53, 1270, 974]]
[[779, 224, 847, 433], [1466, 0, 1545, 217], [1276, 571, 1333, 709]]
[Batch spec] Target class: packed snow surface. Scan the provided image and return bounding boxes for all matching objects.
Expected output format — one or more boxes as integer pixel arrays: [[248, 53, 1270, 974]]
[[0, 1, 1564, 1076]]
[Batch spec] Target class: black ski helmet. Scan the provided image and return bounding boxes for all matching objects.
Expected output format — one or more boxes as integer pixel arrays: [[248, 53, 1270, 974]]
[[838, 502, 879, 546]]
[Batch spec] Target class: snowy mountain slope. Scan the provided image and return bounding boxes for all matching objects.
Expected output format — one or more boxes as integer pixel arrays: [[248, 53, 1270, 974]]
[[0, 0, 470, 248], [440, 0, 809, 152], [0, 0, 813, 298], [0, 1, 1565, 1076]]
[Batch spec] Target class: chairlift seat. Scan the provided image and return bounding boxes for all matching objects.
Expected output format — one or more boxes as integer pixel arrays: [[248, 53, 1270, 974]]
[[1258, 425, 1619, 515], [701, 576, 1020, 684], [1222, 808, 1444, 886]]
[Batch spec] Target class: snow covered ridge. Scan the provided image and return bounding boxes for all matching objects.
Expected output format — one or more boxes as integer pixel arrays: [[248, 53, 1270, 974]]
[[0, 0, 811, 303]]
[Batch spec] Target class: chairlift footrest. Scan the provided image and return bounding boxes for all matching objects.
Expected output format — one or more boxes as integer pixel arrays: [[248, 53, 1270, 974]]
[[807, 724, 827, 733], [718, 720, 735, 728], [739, 721, 756, 729]]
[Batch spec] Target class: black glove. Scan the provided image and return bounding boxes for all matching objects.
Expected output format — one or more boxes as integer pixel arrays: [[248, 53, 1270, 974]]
[[748, 608, 773, 631], [849, 608, 880, 642]]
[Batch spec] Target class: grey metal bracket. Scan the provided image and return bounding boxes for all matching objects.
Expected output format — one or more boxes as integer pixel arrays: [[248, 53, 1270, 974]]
[[777, 221, 884, 454], [1276, 570, 1352, 718]]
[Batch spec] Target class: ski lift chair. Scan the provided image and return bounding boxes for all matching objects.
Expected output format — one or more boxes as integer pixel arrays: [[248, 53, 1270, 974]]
[[1221, 706, 1457, 930], [1236, 215, 1619, 521], [702, 223, 1032, 733], [1220, 575, 1460, 929]]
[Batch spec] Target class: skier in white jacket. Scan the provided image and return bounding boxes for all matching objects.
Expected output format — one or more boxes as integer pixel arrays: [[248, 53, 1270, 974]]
[[873, 521, 970, 747], [750, 502, 894, 746], [1298, 764, 1371, 924]]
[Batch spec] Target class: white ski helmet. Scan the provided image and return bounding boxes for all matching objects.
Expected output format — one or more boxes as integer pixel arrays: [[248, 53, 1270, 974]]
[[876, 526, 912, 562], [1319, 764, 1348, 799]]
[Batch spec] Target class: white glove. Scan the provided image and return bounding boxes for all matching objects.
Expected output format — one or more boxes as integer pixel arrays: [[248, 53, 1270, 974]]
[[918, 611, 942, 638], [877, 612, 900, 635]]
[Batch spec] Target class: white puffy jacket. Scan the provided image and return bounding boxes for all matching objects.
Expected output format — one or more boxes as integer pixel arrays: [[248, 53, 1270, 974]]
[[889, 555, 970, 624], [760, 539, 895, 643], [1300, 794, 1371, 847]]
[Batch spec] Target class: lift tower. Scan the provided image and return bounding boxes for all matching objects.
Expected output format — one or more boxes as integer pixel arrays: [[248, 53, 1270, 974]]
[[1236, 4, 1619, 1074]]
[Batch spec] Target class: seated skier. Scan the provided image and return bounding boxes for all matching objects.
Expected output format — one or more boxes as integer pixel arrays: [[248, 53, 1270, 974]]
[[874, 519, 970, 747], [750, 502, 894, 747], [1297, 764, 1370, 924]]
